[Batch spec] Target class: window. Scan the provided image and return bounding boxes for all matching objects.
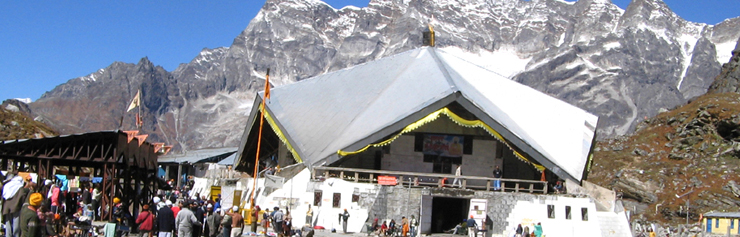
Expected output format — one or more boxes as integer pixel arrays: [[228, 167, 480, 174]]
[[433, 157, 452, 173], [352, 193, 360, 203], [565, 206, 571, 220], [333, 193, 341, 208], [547, 205, 555, 219], [313, 191, 322, 206], [731, 218, 735, 229], [716, 219, 720, 228], [581, 208, 588, 221]]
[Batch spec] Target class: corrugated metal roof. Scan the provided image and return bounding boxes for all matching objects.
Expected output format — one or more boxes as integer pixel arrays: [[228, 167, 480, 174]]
[[237, 47, 598, 182], [705, 212, 740, 218], [217, 153, 237, 166], [159, 147, 237, 164]]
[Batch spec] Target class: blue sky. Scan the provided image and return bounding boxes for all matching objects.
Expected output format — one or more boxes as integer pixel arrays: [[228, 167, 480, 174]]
[[1, 0, 738, 102]]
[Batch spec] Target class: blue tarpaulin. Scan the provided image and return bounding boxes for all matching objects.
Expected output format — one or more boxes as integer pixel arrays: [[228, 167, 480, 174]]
[[55, 174, 69, 191]]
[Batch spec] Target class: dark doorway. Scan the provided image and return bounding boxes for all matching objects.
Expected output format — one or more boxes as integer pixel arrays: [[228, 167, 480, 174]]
[[374, 150, 382, 170], [431, 197, 469, 233]]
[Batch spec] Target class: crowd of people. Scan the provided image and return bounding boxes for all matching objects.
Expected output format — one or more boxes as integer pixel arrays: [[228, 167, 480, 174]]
[[512, 222, 543, 237], [1, 171, 102, 237], [136, 192, 306, 237], [131, 194, 246, 237], [370, 215, 418, 237]]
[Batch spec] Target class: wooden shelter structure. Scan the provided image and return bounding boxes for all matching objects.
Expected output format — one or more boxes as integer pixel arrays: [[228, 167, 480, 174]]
[[0, 130, 164, 221]]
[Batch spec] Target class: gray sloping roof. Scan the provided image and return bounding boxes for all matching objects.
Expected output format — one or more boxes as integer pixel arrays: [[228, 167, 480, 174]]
[[704, 212, 740, 218], [217, 153, 237, 166], [159, 147, 237, 164], [236, 47, 598, 182]]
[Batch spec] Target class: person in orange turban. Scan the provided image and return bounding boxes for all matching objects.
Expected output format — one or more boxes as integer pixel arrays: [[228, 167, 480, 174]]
[[28, 192, 42, 207], [21, 193, 43, 236]]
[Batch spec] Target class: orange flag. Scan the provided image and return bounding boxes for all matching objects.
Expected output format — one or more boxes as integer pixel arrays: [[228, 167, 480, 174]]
[[264, 68, 271, 100], [127, 90, 141, 112]]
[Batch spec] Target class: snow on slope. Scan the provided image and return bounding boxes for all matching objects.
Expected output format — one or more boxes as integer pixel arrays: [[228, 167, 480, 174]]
[[440, 47, 531, 78]]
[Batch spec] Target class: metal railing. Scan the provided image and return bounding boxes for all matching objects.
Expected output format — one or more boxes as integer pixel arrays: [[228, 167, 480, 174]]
[[312, 167, 548, 194]]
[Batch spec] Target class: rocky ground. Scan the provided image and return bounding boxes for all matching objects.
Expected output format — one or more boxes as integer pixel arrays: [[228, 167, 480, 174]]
[[589, 92, 740, 226], [0, 99, 56, 140]]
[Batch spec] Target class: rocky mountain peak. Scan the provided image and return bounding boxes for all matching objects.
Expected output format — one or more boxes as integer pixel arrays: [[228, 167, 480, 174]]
[[27, 0, 740, 153], [136, 56, 157, 72], [619, 0, 683, 31]]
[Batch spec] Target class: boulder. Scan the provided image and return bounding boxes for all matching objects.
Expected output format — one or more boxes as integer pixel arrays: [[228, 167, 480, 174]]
[[613, 174, 659, 203], [723, 180, 740, 198]]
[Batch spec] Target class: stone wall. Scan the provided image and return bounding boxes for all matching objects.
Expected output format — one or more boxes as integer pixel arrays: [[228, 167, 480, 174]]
[[370, 186, 536, 234], [365, 186, 604, 237]]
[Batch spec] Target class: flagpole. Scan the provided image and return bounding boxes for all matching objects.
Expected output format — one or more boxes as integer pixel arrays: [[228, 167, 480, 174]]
[[251, 68, 269, 209]]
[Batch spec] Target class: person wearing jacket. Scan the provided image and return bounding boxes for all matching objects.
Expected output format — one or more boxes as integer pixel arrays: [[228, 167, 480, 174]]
[[175, 201, 201, 237], [135, 205, 155, 237], [157, 201, 176, 237], [533, 222, 543, 237], [205, 205, 222, 237], [4, 175, 31, 237], [220, 209, 232, 237], [20, 193, 42, 237]]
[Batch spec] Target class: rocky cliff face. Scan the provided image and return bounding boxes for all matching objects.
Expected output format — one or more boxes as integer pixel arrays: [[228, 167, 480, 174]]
[[28, 0, 740, 151], [590, 92, 740, 224], [708, 39, 740, 93], [29, 58, 177, 144]]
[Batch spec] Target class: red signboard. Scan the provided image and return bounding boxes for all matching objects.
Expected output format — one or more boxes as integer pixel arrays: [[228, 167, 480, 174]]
[[378, 176, 398, 186]]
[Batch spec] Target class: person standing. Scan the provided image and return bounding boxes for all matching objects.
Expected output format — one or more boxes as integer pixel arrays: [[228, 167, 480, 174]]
[[409, 215, 418, 237], [492, 166, 502, 191], [175, 201, 201, 237], [227, 206, 243, 237], [272, 207, 284, 235], [192, 202, 205, 237], [453, 165, 462, 188], [135, 205, 155, 237], [515, 224, 523, 237], [282, 210, 292, 237], [305, 204, 313, 226], [251, 205, 260, 233], [466, 216, 477, 237], [91, 184, 101, 220], [173, 201, 182, 218], [158, 201, 176, 237], [3, 175, 26, 237], [401, 216, 409, 237], [220, 208, 232, 237], [261, 209, 270, 234], [533, 222, 542, 237], [20, 193, 42, 237], [81, 184, 91, 211], [340, 209, 350, 233], [205, 205, 222, 237]]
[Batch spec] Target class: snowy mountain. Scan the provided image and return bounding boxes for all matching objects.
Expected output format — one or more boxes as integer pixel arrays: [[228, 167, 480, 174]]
[[29, 0, 740, 151]]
